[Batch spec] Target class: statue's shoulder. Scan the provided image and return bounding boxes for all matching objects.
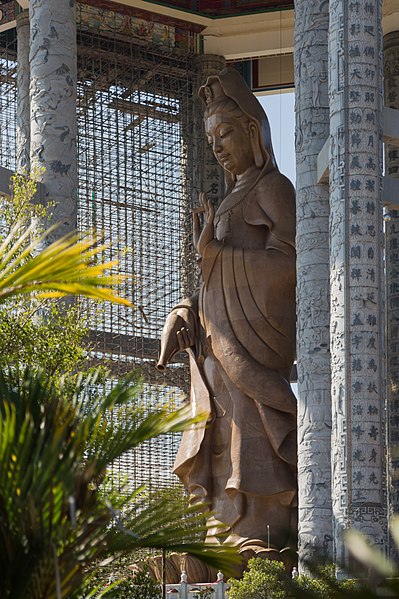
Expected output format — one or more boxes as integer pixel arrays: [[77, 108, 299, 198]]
[[256, 169, 295, 205], [245, 170, 296, 241]]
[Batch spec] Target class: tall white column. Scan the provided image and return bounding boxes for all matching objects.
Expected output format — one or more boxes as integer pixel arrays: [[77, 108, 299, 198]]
[[294, 0, 333, 569], [16, 10, 30, 174], [384, 30, 399, 557], [329, 0, 387, 568], [29, 0, 78, 238]]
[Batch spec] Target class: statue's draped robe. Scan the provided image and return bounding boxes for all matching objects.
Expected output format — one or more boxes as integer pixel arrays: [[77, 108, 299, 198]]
[[174, 168, 297, 543]]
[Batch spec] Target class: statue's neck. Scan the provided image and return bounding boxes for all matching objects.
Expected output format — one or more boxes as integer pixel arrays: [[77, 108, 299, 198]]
[[218, 165, 263, 217], [233, 165, 262, 192]]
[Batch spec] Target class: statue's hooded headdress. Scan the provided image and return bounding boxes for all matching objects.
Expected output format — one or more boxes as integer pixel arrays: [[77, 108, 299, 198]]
[[198, 67, 278, 191]]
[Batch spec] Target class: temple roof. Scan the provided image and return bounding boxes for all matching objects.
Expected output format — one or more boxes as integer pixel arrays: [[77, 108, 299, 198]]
[[139, 0, 294, 18]]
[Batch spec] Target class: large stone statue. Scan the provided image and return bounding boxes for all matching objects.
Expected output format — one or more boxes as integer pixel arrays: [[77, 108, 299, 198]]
[[157, 68, 297, 556]]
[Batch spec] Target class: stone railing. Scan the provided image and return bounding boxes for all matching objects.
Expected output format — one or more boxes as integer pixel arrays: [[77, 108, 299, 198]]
[[165, 571, 230, 598]]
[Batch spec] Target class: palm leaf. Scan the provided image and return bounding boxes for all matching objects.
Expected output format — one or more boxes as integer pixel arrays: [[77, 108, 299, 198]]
[[0, 369, 239, 598], [0, 221, 132, 306]]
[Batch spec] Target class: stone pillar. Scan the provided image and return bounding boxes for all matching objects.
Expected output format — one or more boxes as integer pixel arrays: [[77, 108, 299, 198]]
[[294, 0, 333, 568], [16, 10, 30, 174], [329, 0, 387, 568], [29, 0, 78, 238], [384, 30, 399, 557], [192, 54, 226, 209], [180, 54, 225, 299]]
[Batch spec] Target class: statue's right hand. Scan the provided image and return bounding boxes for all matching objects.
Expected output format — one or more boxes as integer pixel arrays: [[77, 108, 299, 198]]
[[175, 315, 195, 350], [157, 309, 195, 371]]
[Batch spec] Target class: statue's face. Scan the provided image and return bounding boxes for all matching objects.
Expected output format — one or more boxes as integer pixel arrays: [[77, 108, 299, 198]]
[[205, 113, 254, 176]]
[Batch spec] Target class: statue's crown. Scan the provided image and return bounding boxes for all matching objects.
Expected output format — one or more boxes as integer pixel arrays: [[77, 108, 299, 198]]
[[202, 79, 226, 105]]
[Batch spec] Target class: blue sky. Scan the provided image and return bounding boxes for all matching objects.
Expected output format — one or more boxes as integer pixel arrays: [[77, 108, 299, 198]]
[[259, 91, 297, 393], [259, 91, 296, 185]]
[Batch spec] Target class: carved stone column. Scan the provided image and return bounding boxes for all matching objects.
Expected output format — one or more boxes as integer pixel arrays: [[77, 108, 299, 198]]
[[16, 10, 30, 174], [384, 30, 399, 556], [294, 0, 333, 568], [329, 0, 387, 568], [180, 54, 225, 299], [192, 54, 226, 208], [29, 0, 78, 237]]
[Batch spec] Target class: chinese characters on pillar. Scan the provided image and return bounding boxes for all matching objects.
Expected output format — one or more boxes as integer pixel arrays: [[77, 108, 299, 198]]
[[329, 0, 386, 556]]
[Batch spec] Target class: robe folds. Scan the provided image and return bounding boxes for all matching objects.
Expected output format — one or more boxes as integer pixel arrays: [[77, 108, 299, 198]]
[[173, 168, 297, 536]]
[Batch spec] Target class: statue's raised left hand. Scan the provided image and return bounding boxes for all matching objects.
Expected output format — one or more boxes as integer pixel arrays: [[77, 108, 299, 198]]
[[193, 192, 215, 256]]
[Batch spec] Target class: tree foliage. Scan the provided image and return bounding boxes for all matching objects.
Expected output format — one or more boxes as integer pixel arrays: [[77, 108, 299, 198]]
[[0, 302, 89, 381], [0, 174, 242, 598], [93, 565, 161, 599], [228, 559, 357, 599], [0, 172, 239, 598], [0, 369, 238, 599], [0, 215, 131, 306], [0, 171, 124, 386]]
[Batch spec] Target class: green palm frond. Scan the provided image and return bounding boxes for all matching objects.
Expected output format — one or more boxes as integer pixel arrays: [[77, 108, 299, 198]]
[[0, 369, 239, 598], [0, 181, 239, 597], [0, 220, 131, 306]]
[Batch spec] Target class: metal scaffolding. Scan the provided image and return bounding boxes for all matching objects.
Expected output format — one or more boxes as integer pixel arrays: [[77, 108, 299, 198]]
[[0, 2, 202, 493], [75, 5, 199, 491], [0, 28, 16, 172]]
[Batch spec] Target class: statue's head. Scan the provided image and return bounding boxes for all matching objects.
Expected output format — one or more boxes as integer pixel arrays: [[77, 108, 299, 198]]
[[199, 68, 278, 190]]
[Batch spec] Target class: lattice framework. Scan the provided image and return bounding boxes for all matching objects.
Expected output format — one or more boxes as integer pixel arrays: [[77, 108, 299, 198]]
[[75, 8, 198, 491], [0, 5, 201, 493]]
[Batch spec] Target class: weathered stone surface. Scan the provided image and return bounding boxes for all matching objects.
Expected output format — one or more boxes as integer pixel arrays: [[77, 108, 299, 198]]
[[294, 0, 333, 568], [384, 29, 399, 560], [158, 68, 297, 569], [192, 53, 226, 210], [329, 0, 387, 567], [29, 0, 78, 238], [16, 11, 30, 174]]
